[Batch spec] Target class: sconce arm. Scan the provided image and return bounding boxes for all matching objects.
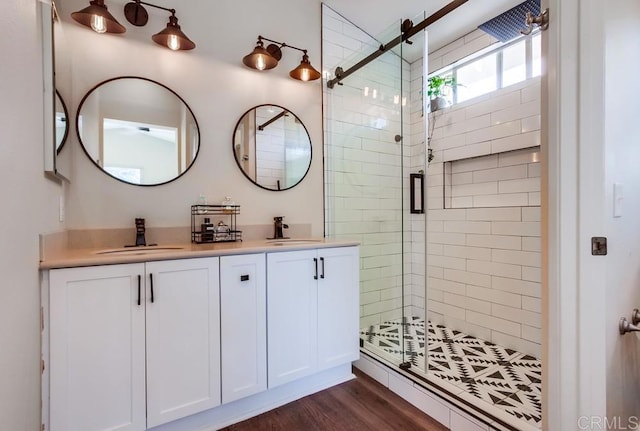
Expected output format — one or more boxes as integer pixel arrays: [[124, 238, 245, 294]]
[[136, 0, 175, 15], [259, 35, 307, 54]]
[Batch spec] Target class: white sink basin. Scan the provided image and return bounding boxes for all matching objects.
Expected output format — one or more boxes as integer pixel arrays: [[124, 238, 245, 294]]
[[266, 239, 324, 246], [93, 246, 185, 256]]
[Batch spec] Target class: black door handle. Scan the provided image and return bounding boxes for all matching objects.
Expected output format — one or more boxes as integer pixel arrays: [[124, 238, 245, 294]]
[[313, 258, 318, 280], [240, 274, 250, 282], [320, 257, 325, 279], [137, 275, 141, 306], [150, 273, 154, 303]]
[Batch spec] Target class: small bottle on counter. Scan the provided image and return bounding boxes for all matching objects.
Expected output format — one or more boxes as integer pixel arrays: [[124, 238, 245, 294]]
[[201, 217, 214, 242]]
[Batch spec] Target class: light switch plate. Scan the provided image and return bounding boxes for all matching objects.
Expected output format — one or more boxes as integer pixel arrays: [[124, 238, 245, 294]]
[[614, 183, 623, 218]]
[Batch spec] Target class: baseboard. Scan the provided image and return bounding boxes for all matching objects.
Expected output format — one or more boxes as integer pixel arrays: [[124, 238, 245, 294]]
[[149, 364, 354, 431]]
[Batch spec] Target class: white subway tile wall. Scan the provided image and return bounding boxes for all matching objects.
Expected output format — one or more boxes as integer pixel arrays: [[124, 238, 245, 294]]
[[443, 147, 541, 209], [324, 8, 542, 359], [323, 6, 427, 329], [426, 31, 542, 357]]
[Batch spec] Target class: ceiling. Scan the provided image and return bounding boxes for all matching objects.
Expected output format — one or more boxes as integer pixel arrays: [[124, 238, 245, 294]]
[[322, 0, 524, 54]]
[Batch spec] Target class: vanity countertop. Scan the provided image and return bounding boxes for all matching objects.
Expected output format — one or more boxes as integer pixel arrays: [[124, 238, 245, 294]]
[[39, 238, 360, 270]]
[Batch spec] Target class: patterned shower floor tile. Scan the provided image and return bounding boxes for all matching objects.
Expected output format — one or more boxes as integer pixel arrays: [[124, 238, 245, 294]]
[[360, 318, 542, 429]]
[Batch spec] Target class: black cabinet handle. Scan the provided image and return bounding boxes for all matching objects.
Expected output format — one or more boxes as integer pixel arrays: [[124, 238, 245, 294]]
[[150, 273, 154, 303], [240, 274, 250, 282], [320, 257, 325, 279], [313, 258, 318, 280], [137, 275, 141, 306]]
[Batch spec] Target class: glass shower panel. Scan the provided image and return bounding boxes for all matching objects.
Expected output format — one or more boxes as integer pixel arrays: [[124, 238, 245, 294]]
[[323, 12, 406, 366], [400, 12, 428, 374]]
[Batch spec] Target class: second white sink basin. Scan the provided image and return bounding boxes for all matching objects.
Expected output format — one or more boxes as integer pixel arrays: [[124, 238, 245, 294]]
[[93, 246, 185, 256], [266, 239, 324, 246]]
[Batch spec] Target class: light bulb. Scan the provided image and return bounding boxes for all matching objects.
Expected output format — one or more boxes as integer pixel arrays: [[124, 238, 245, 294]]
[[301, 69, 310, 82], [91, 14, 107, 33], [168, 34, 180, 51], [256, 55, 266, 71]]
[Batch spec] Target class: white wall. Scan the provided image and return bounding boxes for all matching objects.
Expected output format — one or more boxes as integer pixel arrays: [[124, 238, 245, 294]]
[[0, 1, 329, 428], [603, 0, 640, 421], [0, 0, 65, 429], [59, 0, 324, 233]]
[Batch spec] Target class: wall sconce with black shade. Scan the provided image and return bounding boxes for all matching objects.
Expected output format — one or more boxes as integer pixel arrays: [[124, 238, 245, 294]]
[[242, 36, 321, 82], [71, 0, 195, 51]]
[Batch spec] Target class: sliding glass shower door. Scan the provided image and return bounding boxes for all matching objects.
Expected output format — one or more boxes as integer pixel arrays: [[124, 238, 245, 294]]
[[323, 5, 427, 373]]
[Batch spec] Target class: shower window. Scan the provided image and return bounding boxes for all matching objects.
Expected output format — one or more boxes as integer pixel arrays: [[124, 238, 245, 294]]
[[502, 39, 527, 87], [456, 53, 498, 103], [431, 31, 542, 106]]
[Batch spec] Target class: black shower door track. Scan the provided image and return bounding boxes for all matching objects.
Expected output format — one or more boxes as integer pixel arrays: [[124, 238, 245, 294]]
[[326, 0, 469, 89]]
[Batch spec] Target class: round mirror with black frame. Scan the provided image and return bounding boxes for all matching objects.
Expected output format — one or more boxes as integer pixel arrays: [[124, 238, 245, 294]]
[[76, 76, 200, 186], [55, 90, 70, 154], [233, 104, 312, 191]]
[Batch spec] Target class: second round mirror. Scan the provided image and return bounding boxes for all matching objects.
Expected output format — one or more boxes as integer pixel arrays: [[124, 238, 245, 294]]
[[233, 105, 312, 191]]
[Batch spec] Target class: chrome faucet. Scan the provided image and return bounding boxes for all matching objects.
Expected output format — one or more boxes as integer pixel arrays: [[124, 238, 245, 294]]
[[135, 218, 146, 246], [272, 216, 289, 240]]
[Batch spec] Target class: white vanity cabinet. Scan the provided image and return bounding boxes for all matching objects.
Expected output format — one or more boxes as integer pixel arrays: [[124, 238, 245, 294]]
[[44, 244, 358, 431], [266, 246, 359, 388], [49, 264, 147, 431], [219, 253, 267, 403], [48, 257, 220, 431], [144, 258, 221, 427]]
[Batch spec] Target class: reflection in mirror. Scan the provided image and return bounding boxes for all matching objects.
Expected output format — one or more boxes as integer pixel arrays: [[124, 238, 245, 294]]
[[40, 0, 57, 178], [76, 77, 200, 186], [55, 90, 69, 154], [233, 104, 311, 191]]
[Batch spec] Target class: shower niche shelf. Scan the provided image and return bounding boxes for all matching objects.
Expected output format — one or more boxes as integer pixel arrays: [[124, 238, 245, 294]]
[[191, 205, 242, 243]]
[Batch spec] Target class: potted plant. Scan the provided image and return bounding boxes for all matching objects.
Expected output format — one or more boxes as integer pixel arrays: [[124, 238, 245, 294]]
[[427, 75, 456, 112]]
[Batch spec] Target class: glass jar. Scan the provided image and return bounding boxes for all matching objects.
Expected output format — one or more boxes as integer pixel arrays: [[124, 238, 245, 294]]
[[221, 196, 235, 214]]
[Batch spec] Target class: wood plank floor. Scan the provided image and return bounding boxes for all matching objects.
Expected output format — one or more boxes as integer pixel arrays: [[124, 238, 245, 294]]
[[221, 368, 449, 431]]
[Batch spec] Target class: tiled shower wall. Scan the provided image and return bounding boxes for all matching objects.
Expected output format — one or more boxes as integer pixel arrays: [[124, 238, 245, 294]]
[[426, 31, 542, 357], [444, 147, 541, 208], [255, 109, 285, 189], [408, 58, 427, 320], [323, 6, 426, 328]]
